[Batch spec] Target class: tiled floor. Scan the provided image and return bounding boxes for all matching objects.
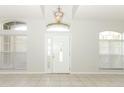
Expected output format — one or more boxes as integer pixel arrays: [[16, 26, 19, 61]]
[[0, 74, 124, 87]]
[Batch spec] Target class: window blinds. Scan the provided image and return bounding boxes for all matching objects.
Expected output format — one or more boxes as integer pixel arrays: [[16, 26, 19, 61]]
[[99, 31, 123, 70], [0, 35, 27, 70]]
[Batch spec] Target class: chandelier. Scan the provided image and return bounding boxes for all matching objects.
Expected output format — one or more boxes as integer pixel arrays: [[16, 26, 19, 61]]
[[46, 6, 70, 32]]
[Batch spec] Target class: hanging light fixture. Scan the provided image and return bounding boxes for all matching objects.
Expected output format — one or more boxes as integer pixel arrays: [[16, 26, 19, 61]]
[[46, 6, 70, 32]]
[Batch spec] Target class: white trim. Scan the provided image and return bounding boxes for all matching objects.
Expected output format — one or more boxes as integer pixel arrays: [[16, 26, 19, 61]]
[[0, 72, 46, 74], [44, 33, 48, 73], [69, 33, 72, 73], [1, 19, 27, 31], [0, 72, 124, 74], [71, 72, 124, 74]]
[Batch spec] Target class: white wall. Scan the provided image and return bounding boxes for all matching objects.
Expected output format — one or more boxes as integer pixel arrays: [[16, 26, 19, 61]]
[[27, 19, 45, 72], [1, 19, 124, 73], [71, 19, 124, 73]]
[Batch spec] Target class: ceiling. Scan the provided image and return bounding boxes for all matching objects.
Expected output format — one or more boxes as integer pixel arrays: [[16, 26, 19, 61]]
[[0, 5, 124, 23], [75, 6, 124, 21], [0, 5, 43, 19]]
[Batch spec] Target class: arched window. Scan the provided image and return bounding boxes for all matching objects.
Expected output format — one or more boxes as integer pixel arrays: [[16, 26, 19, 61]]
[[99, 31, 123, 69], [99, 31, 122, 55], [0, 21, 27, 70], [3, 21, 27, 31], [99, 31, 122, 40]]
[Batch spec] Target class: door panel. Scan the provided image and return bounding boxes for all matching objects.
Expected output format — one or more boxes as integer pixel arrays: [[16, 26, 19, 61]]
[[46, 35, 70, 73]]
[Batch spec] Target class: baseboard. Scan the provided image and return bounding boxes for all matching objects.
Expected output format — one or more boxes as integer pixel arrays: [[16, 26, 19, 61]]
[[71, 72, 124, 74], [0, 72, 46, 74], [0, 71, 124, 74]]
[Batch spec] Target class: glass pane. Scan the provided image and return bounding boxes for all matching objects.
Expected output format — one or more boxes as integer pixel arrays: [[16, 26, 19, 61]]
[[110, 41, 121, 55], [59, 48, 63, 62], [99, 31, 121, 40], [47, 38, 52, 56], [15, 36, 27, 52], [99, 41, 109, 54], [59, 42, 63, 62]]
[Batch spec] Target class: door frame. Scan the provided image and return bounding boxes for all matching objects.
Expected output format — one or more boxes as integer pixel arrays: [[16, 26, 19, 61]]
[[44, 32, 72, 73]]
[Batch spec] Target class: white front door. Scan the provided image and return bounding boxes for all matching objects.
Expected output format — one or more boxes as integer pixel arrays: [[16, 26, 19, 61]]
[[45, 34, 70, 73]]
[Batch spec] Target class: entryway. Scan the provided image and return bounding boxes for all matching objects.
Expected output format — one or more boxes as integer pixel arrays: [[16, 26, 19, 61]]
[[45, 33, 71, 73]]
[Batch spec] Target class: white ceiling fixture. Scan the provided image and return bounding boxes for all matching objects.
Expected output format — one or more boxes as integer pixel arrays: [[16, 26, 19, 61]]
[[46, 6, 70, 32]]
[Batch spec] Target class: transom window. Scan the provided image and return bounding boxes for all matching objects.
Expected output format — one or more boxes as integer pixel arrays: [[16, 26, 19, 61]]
[[99, 31, 122, 40], [3, 21, 27, 31]]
